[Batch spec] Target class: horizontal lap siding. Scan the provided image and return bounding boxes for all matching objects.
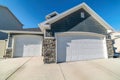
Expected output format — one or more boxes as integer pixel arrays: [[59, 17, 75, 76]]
[[0, 32, 8, 40], [46, 8, 107, 37], [51, 8, 90, 32]]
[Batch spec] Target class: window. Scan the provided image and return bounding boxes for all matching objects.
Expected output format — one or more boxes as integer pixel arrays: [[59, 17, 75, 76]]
[[46, 30, 53, 37], [81, 12, 85, 18]]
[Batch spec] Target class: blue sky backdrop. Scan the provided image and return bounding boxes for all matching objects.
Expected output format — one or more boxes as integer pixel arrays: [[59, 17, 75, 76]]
[[0, 0, 120, 30]]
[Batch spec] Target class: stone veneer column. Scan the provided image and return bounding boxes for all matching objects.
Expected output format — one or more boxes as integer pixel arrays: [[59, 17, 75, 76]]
[[42, 39, 56, 63], [106, 39, 114, 58]]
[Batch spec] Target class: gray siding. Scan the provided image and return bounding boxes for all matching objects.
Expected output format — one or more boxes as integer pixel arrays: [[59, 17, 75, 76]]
[[0, 32, 8, 40], [46, 8, 107, 37], [0, 6, 23, 39], [69, 16, 107, 34]]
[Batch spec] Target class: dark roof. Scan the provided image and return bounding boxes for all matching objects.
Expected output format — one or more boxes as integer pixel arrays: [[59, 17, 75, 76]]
[[22, 28, 41, 32]]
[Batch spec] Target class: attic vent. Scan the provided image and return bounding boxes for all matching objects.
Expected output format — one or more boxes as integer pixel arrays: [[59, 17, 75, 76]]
[[81, 12, 85, 18], [46, 12, 59, 20]]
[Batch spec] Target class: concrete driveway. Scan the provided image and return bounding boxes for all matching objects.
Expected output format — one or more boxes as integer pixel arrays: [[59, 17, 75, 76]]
[[1, 57, 120, 80], [0, 57, 31, 80]]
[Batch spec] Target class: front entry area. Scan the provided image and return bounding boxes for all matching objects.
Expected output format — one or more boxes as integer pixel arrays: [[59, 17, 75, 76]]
[[56, 32, 108, 62], [13, 35, 42, 57]]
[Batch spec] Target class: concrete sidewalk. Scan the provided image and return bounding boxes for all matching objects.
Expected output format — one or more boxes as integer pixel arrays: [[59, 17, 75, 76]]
[[0, 57, 31, 80]]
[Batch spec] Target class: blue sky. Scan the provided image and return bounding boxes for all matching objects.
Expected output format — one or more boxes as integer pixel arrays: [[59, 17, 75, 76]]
[[0, 0, 120, 30]]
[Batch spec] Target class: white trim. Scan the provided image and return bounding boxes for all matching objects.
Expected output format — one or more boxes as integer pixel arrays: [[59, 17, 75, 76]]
[[44, 37, 55, 39], [40, 2, 115, 32], [43, 29, 55, 39], [0, 30, 43, 34], [6, 33, 10, 48], [43, 29, 46, 38], [103, 37, 108, 59], [40, 23, 51, 32], [55, 37, 58, 63], [11, 36, 15, 58]]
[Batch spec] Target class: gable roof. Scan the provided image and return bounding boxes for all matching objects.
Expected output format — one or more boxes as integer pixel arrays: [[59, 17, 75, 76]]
[[0, 5, 23, 27], [39, 2, 115, 32]]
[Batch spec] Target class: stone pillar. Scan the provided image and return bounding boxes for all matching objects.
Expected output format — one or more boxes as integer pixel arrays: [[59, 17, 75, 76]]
[[106, 39, 114, 58], [42, 39, 56, 63], [4, 34, 13, 58], [5, 48, 12, 58]]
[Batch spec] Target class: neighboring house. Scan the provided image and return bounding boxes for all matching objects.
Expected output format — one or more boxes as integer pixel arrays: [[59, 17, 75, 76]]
[[0, 3, 115, 63], [0, 5, 23, 40], [0, 5, 40, 58], [111, 32, 120, 53]]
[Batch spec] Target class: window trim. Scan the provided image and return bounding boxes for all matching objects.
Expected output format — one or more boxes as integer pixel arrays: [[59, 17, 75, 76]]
[[81, 12, 85, 18], [44, 29, 55, 39]]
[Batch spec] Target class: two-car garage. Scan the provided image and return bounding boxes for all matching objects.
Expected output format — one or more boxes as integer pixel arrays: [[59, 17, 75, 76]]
[[12, 32, 108, 63], [56, 32, 108, 62]]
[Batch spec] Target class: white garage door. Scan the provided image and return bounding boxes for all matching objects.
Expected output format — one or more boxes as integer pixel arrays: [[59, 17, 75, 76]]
[[56, 32, 108, 62], [13, 35, 42, 57]]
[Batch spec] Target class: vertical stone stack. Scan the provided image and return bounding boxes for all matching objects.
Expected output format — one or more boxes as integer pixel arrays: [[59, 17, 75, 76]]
[[5, 48, 12, 58], [106, 39, 114, 58], [42, 39, 56, 63]]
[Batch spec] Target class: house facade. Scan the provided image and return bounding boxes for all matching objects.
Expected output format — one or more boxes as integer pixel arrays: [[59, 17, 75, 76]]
[[40, 3, 115, 63], [0, 3, 115, 63]]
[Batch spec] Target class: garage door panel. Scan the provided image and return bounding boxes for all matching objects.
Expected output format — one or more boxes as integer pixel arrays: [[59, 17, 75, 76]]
[[57, 34, 106, 62], [13, 35, 42, 57]]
